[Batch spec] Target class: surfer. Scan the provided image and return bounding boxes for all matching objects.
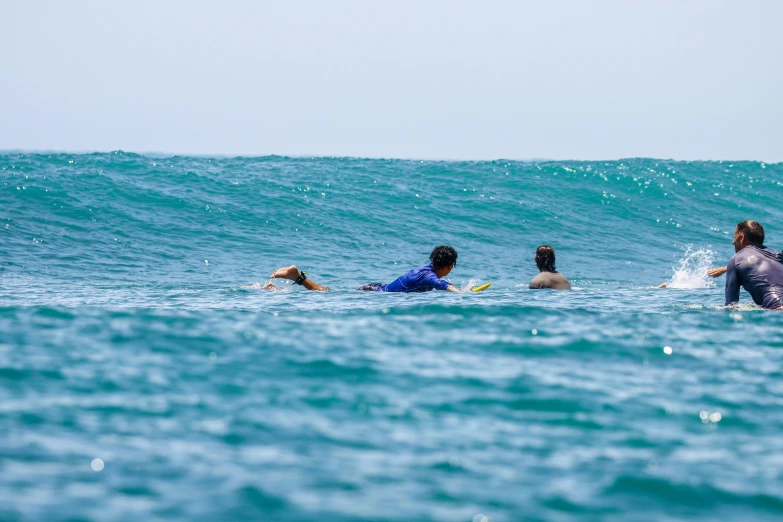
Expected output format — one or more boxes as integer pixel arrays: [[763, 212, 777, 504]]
[[529, 245, 571, 290], [264, 245, 465, 293], [707, 220, 783, 309]]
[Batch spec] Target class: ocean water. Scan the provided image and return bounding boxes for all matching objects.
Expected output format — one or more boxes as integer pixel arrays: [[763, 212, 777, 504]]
[[2, 152, 783, 522]]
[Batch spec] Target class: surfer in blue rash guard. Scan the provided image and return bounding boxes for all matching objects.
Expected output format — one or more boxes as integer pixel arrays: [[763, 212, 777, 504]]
[[702, 221, 783, 309], [264, 245, 463, 292]]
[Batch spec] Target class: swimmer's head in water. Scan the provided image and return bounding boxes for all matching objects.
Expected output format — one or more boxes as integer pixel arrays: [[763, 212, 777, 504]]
[[430, 245, 458, 271], [535, 245, 557, 272], [734, 220, 764, 252]]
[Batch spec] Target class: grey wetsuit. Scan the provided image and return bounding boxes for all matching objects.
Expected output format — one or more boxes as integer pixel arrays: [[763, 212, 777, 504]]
[[725, 245, 783, 309], [529, 271, 571, 290]]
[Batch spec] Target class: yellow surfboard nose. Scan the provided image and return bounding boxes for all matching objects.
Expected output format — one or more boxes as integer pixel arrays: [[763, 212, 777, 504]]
[[471, 282, 492, 292]]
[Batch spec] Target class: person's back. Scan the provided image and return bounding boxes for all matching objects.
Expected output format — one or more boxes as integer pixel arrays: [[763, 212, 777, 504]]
[[381, 264, 451, 293], [530, 271, 571, 290], [726, 244, 783, 308], [529, 245, 571, 290]]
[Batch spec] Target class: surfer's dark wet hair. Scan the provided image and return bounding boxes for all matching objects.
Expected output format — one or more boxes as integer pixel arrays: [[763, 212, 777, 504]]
[[535, 245, 557, 272], [430, 245, 458, 269], [736, 220, 764, 245]]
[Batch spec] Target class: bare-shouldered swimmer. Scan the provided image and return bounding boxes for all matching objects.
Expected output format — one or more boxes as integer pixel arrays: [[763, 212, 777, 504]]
[[529, 245, 571, 290]]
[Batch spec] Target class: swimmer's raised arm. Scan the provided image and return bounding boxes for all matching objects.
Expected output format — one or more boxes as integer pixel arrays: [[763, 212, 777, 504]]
[[270, 265, 329, 291], [707, 266, 728, 278], [445, 284, 461, 292]]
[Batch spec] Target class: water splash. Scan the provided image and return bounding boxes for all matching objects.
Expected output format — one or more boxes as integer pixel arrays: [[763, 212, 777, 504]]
[[724, 301, 764, 312], [666, 246, 717, 289], [240, 281, 293, 292], [461, 279, 479, 291]]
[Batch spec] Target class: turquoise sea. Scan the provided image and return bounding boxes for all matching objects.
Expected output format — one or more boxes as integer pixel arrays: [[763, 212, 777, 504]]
[[2, 152, 783, 521]]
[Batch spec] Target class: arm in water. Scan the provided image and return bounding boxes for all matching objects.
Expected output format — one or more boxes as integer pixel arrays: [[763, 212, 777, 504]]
[[265, 265, 329, 291], [724, 258, 740, 306]]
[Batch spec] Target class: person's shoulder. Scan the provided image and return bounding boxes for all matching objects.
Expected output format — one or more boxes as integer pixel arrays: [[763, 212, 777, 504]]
[[401, 265, 426, 277], [732, 246, 759, 265], [529, 273, 545, 284], [529, 273, 550, 288], [555, 273, 572, 289], [757, 245, 782, 261], [418, 264, 439, 278]]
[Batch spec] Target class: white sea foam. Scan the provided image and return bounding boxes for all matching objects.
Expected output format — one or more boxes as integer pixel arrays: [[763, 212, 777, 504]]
[[241, 281, 293, 292], [666, 246, 717, 289]]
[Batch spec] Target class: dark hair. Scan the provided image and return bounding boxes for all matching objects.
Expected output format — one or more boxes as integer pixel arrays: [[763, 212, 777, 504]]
[[736, 220, 764, 245], [430, 245, 458, 269], [535, 245, 556, 272]]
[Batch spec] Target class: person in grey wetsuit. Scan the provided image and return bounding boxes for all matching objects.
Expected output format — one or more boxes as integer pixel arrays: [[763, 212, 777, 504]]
[[529, 245, 571, 290], [720, 221, 783, 309]]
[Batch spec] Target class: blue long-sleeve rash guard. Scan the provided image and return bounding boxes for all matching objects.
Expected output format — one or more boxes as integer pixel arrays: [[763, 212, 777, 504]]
[[367, 264, 452, 293], [725, 245, 783, 309]]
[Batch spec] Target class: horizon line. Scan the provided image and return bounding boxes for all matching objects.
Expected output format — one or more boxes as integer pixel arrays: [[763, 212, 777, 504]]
[[0, 148, 780, 165]]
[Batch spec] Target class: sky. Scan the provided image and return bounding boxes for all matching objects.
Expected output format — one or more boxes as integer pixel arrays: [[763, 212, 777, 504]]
[[2, 1, 781, 161]]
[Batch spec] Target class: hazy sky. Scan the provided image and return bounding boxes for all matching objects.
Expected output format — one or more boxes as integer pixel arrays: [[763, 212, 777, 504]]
[[2, 1, 781, 160]]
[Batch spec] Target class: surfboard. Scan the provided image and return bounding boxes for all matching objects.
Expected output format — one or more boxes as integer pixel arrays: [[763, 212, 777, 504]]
[[471, 282, 492, 292]]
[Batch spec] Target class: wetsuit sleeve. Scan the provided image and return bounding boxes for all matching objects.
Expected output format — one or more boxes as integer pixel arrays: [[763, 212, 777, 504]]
[[724, 257, 741, 306]]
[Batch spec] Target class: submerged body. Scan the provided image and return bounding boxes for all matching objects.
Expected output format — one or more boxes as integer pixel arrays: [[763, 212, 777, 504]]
[[529, 271, 571, 290], [725, 245, 783, 309]]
